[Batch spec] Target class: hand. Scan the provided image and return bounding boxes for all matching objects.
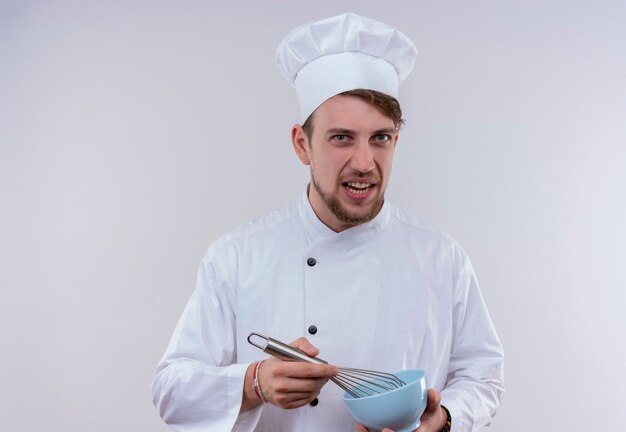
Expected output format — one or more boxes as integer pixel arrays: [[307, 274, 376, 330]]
[[355, 388, 447, 432], [258, 337, 338, 409]]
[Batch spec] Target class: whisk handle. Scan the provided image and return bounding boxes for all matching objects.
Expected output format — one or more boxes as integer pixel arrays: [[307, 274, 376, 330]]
[[247, 332, 328, 365]]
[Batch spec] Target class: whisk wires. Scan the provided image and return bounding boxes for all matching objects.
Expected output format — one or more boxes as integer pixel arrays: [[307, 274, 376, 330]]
[[332, 367, 406, 398]]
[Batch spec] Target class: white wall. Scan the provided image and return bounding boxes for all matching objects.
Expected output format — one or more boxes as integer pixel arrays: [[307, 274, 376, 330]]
[[2, 1, 625, 430]]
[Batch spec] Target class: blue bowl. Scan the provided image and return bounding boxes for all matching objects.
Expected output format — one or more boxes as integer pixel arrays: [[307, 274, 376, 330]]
[[342, 369, 428, 432]]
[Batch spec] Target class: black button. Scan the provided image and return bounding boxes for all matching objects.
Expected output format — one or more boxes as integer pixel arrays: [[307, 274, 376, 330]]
[[307, 257, 316, 266], [310, 398, 319, 407], [308, 325, 317, 335]]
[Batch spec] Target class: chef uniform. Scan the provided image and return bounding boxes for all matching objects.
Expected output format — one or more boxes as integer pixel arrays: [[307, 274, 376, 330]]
[[152, 13, 504, 432]]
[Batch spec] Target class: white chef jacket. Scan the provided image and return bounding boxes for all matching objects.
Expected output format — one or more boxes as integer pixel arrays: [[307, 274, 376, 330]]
[[152, 191, 504, 432]]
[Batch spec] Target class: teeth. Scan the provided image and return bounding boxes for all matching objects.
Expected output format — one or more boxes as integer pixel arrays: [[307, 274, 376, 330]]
[[347, 182, 371, 189], [345, 182, 373, 194]]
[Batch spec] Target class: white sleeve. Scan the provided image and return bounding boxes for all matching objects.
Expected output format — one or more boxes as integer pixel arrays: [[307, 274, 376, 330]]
[[151, 246, 263, 432], [440, 243, 505, 432]]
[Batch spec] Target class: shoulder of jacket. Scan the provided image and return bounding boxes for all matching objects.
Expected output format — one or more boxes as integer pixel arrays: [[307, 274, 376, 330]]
[[386, 203, 471, 256], [387, 204, 449, 237], [205, 200, 300, 257]]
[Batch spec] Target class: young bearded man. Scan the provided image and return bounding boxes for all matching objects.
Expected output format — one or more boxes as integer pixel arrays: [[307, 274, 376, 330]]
[[152, 13, 504, 432]]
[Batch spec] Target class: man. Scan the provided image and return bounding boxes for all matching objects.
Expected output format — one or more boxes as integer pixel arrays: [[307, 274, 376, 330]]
[[152, 13, 504, 432]]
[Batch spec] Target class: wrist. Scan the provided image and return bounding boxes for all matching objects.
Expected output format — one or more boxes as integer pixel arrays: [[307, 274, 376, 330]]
[[439, 404, 452, 432], [252, 360, 267, 403], [240, 361, 263, 413]]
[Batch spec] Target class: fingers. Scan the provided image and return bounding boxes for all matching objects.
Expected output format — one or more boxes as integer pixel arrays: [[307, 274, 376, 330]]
[[265, 362, 336, 397], [269, 372, 329, 394], [286, 337, 339, 377], [258, 354, 337, 409], [355, 425, 380, 432], [273, 358, 338, 379], [356, 425, 394, 432], [271, 388, 321, 409], [291, 336, 321, 357]]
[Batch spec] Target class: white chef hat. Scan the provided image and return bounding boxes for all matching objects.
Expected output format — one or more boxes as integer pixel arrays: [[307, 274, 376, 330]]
[[276, 12, 418, 123]]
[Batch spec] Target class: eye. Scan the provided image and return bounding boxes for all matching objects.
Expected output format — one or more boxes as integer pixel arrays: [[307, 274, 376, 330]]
[[373, 134, 391, 143], [333, 135, 348, 142]]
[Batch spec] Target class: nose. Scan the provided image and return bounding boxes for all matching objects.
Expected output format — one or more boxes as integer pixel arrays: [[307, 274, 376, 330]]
[[350, 140, 375, 174]]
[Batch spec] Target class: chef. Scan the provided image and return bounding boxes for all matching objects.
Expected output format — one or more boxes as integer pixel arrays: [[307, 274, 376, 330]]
[[152, 12, 504, 432]]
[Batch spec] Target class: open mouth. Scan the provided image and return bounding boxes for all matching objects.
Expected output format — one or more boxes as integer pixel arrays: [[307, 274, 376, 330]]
[[343, 181, 375, 195]]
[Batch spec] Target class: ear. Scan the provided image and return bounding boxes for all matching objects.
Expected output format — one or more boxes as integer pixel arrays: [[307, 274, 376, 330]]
[[394, 131, 399, 148], [291, 124, 311, 166]]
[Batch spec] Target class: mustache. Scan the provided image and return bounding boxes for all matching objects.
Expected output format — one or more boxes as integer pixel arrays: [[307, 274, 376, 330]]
[[339, 171, 380, 183]]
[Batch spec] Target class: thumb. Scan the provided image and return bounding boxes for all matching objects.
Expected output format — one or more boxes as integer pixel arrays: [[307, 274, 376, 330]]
[[424, 388, 441, 414], [291, 337, 320, 357]]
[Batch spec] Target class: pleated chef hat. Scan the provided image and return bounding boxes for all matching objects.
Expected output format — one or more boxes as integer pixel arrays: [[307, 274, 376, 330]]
[[276, 12, 418, 123]]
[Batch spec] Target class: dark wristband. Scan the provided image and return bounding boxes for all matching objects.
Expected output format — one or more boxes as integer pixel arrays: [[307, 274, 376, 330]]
[[440, 404, 452, 432]]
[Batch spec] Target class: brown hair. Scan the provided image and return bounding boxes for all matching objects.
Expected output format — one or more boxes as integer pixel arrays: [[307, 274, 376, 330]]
[[301, 89, 405, 140]]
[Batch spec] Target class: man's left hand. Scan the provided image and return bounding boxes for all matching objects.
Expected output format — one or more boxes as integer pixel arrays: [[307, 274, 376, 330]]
[[355, 388, 447, 432]]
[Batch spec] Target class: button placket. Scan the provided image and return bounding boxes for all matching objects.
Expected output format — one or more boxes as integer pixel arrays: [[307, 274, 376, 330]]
[[306, 257, 319, 338], [304, 248, 325, 412]]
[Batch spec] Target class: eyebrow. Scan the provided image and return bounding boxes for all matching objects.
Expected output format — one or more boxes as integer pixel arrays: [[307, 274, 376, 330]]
[[325, 127, 397, 135], [372, 128, 397, 135], [325, 128, 355, 135]]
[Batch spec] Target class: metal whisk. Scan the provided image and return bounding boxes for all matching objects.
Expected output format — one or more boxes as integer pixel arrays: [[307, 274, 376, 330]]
[[247, 332, 406, 398]]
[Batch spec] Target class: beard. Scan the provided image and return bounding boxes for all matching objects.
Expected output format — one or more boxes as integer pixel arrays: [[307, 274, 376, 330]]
[[311, 172, 385, 228]]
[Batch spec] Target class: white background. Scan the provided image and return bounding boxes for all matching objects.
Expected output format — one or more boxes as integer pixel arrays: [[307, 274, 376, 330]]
[[2, 1, 625, 431]]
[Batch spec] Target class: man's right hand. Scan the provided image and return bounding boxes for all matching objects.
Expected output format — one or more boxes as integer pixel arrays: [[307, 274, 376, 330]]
[[257, 337, 339, 409]]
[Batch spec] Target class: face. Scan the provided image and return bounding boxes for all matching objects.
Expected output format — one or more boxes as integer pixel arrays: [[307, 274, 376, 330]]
[[292, 95, 399, 232]]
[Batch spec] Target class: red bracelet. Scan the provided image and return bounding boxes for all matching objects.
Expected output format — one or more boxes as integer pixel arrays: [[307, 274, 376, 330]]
[[252, 360, 267, 403]]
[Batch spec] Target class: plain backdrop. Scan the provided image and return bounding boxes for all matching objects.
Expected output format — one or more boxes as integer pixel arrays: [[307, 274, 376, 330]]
[[1, 1, 625, 431]]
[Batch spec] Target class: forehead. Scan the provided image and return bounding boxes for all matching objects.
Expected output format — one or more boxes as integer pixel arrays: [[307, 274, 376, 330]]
[[312, 95, 395, 131]]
